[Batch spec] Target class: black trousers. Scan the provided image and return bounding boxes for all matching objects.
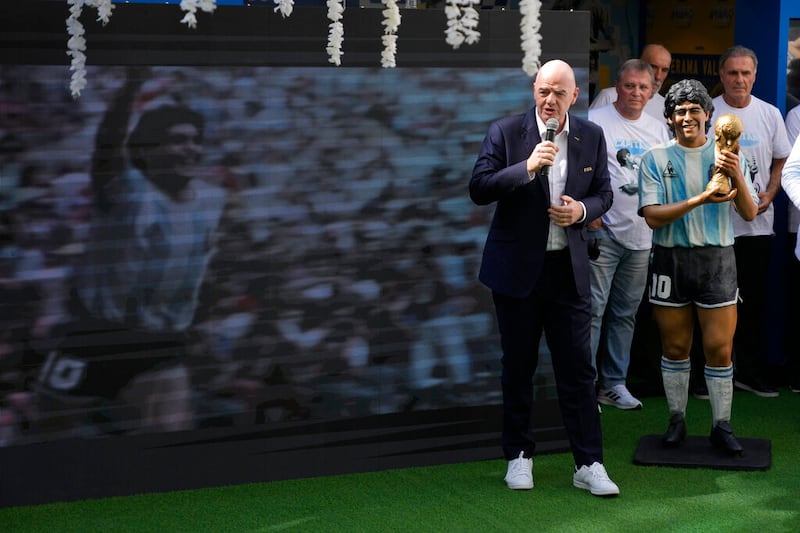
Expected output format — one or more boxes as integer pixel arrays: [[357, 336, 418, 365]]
[[493, 249, 603, 467], [732, 235, 773, 380]]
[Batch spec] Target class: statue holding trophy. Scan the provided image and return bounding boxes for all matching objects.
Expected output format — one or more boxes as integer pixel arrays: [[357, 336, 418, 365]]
[[639, 79, 760, 458], [707, 113, 744, 196]]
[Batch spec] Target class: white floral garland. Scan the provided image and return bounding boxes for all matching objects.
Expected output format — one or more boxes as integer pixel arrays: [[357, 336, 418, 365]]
[[66, 0, 114, 98], [519, 0, 543, 77], [380, 0, 401, 68], [274, 0, 294, 19], [326, 0, 345, 66], [66, 2, 543, 95], [444, 0, 480, 50], [179, 0, 218, 29]]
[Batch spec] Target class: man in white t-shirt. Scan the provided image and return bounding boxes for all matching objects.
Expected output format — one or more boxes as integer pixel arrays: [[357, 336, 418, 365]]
[[712, 46, 793, 398], [587, 59, 670, 410], [590, 44, 672, 120], [785, 107, 800, 240], [782, 105, 800, 393]]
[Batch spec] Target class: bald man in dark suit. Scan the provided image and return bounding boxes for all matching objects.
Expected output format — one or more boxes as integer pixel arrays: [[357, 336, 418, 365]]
[[470, 59, 618, 496]]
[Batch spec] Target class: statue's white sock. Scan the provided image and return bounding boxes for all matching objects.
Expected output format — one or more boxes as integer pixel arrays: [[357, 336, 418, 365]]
[[661, 356, 690, 416], [705, 364, 734, 425]]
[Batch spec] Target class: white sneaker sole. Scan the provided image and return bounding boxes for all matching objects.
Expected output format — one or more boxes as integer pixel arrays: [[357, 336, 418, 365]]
[[597, 396, 642, 410], [573, 479, 619, 496], [733, 380, 780, 398]]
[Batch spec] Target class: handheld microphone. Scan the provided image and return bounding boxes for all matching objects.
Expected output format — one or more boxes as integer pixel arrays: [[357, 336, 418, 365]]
[[541, 118, 559, 177]]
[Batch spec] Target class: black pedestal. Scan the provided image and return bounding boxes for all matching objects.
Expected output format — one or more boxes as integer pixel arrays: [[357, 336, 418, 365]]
[[633, 434, 771, 471]]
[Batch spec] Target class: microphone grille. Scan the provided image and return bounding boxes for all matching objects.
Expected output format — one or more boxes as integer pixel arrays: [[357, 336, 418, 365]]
[[545, 118, 559, 130]]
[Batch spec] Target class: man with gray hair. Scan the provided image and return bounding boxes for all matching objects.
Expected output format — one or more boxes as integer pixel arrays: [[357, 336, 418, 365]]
[[712, 45, 793, 398]]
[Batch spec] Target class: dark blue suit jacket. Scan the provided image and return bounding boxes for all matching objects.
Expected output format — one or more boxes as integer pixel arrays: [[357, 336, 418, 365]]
[[469, 107, 612, 299]]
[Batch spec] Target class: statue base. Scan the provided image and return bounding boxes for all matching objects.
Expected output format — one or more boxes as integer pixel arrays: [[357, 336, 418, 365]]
[[633, 434, 771, 470]]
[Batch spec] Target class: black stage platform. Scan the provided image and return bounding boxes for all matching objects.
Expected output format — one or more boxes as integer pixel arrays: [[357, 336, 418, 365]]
[[0, 403, 568, 508]]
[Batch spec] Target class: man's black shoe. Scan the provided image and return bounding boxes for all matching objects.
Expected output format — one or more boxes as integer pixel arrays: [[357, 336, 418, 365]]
[[662, 413, 686, 448], [734, 377, 779, 398], [709, 421, 744, 456]]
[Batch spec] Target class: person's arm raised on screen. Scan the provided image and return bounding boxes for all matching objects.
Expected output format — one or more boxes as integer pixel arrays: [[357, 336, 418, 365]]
[[90, 66, 150, 200]]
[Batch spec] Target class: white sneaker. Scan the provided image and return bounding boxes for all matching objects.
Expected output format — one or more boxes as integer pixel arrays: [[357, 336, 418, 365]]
[[597, 384, 643, 410], [504, 451, 533, 490], [573, 462, 619, 496]]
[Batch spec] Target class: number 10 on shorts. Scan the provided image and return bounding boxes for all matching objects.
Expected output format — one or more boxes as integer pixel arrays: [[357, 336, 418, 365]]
[[651, 274, 672, 299]]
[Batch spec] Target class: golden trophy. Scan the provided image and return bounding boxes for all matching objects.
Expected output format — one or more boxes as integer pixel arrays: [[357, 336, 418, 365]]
[[707, 113, 743, 196]]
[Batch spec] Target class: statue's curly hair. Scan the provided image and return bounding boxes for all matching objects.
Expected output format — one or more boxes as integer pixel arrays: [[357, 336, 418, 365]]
[[663, 79, 714, 133]]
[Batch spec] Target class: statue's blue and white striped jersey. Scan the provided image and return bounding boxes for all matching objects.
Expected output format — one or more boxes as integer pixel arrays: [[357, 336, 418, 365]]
[[638, 137, 757, 248]]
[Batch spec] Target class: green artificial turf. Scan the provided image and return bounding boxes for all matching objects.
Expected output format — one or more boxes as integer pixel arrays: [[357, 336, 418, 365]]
[[2, 391, 799, 532]]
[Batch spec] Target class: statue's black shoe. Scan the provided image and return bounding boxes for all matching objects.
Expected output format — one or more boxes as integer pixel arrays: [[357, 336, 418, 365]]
[[709, 421, 744, 456], [662, 413, 686, 448]]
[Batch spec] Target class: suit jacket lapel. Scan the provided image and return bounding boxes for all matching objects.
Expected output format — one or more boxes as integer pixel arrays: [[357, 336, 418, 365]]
[[566, 116, 581, 196]]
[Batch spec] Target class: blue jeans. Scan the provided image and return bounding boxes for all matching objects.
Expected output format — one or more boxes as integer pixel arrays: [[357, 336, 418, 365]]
[[589, 229, 650, 388]]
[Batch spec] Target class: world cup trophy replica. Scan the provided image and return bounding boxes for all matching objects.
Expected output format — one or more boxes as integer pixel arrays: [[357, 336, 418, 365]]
[[706, 113, 744, 196]]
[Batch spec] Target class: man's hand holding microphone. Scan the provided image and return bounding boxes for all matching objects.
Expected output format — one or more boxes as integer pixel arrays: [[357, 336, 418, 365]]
[[527, 117, 560, 177]]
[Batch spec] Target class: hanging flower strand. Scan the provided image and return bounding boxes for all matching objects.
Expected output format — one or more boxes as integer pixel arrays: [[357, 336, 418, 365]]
[[326, 0, 345, 66], [180, 0, 218, 29], [444, 0, 480, 50], [519, 0, 543, 76], [380, 0, 401, 68], [65, 1, 544, 92], [66, 0, 115, 98], [274, 0, 294, 19]]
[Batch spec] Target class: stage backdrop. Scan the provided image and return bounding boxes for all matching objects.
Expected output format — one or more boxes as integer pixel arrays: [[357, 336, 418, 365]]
[[0, 2, 589, 506]]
